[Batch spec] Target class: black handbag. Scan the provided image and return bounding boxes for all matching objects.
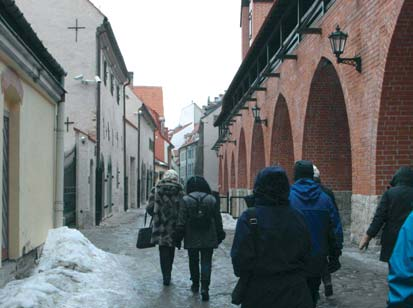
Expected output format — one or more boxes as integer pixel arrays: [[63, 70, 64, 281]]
[[136, 212, 155, 249]]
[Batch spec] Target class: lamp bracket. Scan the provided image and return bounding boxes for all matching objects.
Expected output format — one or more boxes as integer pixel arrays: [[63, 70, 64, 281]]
[[337, 55, 362, 73], [254, 118, 268, 127]]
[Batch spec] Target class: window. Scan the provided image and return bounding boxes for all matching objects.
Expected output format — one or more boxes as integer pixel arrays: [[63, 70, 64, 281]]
[[149, 138, 154, 152], [116, 85, 120, 104], [103, 61, 107, 86], [110, 74, 114, 95], [180, 150, 185, 162]]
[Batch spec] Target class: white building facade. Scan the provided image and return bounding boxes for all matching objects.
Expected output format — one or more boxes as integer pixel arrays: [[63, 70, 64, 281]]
[[16, 0, 129, 227]]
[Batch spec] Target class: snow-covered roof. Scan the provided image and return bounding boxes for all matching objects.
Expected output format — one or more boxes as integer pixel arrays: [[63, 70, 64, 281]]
[[170, 122, 194, 149]]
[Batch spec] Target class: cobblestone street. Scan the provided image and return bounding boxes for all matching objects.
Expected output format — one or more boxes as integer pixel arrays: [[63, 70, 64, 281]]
[[81, 209, 389, 308]]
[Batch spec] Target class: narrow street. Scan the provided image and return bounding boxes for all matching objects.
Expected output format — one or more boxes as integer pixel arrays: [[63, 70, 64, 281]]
[[82, 209, 389, 308]]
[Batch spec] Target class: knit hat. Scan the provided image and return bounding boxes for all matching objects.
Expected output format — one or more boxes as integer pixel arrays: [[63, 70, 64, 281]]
[[163, 169, 179, 181], [294, 160, 314, 181]]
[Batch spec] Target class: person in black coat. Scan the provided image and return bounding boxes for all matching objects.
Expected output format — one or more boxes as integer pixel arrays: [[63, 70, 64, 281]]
[[231, 166, 313, 308], [359, 166, 413, 263], [175, 176, 225, 302]]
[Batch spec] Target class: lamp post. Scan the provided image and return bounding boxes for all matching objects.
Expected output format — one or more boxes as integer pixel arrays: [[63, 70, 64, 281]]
[[251, 102, 267, 126], [136, 108, 143, 208], [328, 25, 362, 72]]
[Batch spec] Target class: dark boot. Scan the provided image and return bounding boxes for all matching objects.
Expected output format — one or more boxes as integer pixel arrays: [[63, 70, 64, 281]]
[[324, 284, 333, 297], [163, 274, 171, 286], [201, 281, 210, 302], [191, 281, 199, 293]]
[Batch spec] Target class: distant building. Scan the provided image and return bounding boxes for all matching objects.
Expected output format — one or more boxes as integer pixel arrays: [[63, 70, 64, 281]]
[[133, 86, 173, 185], [196, 96, 222, 191], [178, 125, 200, 185], [0, 0, 65, 283], [124, 79, 156, 209]]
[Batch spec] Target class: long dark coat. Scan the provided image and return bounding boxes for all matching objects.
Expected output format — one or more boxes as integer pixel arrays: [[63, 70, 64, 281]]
[[231, 166, 313, 308], [176, 192, 225, 249], [146, 179, 184, 247], [367, 166, 413, 262]]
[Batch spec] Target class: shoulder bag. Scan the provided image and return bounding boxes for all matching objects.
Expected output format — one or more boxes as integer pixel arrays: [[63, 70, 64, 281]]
[[136, 211, 155, 249]]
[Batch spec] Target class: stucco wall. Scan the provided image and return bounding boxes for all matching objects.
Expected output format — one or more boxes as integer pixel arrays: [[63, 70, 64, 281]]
[[0, 61, 56, 259]]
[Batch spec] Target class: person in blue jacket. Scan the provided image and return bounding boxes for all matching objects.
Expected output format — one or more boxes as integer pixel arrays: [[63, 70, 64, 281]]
[[289, 160, 343, 307], [387, 210, 413, 307]]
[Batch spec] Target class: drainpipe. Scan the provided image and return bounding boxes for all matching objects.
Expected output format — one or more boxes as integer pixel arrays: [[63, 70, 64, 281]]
[[137, 109, 141, 207], [123, 78, 130, 211], [54, 80, 66, 228]]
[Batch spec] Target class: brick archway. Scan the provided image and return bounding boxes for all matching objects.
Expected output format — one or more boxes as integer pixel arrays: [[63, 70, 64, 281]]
[[230, 152, 235, 189], [303, 58, 352, 191], [218, 156, 223, 194], [223, 154, 229, 194], [270, 95, 294, 182], [250, 123, 265, 188], [376, 0, 413, 193], [237, 129, 247, 188]]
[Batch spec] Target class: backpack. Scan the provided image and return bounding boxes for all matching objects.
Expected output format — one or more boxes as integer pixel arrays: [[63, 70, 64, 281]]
[[187, 193, 212, 230]]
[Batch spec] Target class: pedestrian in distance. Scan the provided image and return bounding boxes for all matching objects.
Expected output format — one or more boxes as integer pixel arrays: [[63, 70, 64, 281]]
[[175, 176, 226, 302], [289, 160, 343, 308], [146, 169, 184, 286], [231, 166, 313, 308], [313, 165, 340, 297], [359, 166, 413, 265], [387, 210, 413, 307]]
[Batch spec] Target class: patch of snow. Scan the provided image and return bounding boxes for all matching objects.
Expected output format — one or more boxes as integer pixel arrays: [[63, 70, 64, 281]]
[[0, 227, 139, 308], [221, 213, 237, 231]]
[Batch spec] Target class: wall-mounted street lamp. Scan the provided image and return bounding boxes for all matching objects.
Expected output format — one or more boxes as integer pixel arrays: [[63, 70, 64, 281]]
[[328, 25, 362, 73], [225, 131, 237, 146], [251, 102, 267, 126]]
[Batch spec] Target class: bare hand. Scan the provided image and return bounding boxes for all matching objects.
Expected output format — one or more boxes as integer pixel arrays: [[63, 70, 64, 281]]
[[359, 234, 371, 250]]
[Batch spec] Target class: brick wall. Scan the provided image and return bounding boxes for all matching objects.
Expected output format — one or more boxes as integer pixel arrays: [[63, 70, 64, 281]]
[[219, 0, 409, 198], [376, 0, 413, 193]]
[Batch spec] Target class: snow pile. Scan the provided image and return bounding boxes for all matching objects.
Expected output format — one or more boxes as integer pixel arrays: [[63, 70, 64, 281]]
[[0, 227, 138, 308], [221, 213, 237, 230]]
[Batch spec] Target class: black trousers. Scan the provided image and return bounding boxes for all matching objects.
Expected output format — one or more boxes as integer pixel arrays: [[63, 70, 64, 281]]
[[188, 248, 213, 287], [159, 246, 175, 279], [307, 277, 322, 308]]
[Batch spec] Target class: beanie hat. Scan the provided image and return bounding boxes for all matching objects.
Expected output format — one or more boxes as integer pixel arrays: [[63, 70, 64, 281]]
[[294, 160, 314, 181]]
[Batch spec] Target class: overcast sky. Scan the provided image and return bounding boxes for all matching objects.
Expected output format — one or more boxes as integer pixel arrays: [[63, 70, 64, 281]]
[[91, 0, 241, 128]]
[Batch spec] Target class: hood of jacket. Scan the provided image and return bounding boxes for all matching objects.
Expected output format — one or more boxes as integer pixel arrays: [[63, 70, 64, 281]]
[[390, 166, 413, 187], [156, 179, 183, 196], [253, 166, 290, 207], [290, 178, 322, 203]]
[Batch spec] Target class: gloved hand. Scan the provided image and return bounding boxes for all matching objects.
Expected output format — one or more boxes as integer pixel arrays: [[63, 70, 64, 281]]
[[328, 256, 341, 273]]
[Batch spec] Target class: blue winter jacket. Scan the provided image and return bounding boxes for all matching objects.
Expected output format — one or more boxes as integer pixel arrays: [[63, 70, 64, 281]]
[[388, 211, 413, 307], [289, 179, 343, 274]]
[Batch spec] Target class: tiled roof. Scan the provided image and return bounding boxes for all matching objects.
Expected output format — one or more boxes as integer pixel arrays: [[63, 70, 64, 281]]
[[133, 86, 164, 117]]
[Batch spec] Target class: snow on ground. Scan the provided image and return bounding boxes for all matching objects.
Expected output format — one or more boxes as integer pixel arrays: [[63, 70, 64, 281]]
[[221, 213, 237, 230], [0, 227, 139, 308]]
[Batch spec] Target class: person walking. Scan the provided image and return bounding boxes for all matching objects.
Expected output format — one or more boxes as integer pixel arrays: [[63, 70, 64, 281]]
[[387, 210, 413, 307], [289, 160, 343, 307], [146, 169, 184, 286], [313, 165, 340, 297], [175, 176, 225, 301], [231, 166, 313, 308], [359, 167, 413, 265]]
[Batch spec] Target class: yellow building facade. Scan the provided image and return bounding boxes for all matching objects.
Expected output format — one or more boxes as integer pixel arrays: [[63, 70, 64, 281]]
[[0, 0, 66, 266]]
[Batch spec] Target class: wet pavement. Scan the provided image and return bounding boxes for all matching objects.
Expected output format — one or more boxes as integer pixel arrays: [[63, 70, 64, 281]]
[[82, 209, 388, 308]]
